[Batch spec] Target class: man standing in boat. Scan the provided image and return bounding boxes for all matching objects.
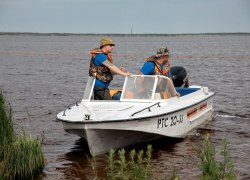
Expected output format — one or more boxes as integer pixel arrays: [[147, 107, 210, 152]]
[[89, 38, 131, 100]]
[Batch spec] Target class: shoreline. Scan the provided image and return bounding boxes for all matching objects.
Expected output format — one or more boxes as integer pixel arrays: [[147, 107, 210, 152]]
[[0, 32, 250, 36]]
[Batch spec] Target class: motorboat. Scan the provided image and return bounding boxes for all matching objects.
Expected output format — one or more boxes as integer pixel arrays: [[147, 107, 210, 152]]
[[57, 68, 215, 156]]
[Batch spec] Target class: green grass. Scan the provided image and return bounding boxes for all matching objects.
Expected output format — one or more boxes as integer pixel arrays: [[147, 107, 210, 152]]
[[88, 145, 179, 180], [88, 134, 236, 180], [0, 91, 14, 161], [105, 145, 153, 180], [0, 90, 45, 179], [198, 134, 236, 180]]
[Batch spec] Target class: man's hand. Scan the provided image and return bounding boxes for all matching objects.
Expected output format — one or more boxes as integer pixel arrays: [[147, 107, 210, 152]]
[[119, 67, 127, 72], [125, 72, 132, 76], [120, 67, 132, 76]]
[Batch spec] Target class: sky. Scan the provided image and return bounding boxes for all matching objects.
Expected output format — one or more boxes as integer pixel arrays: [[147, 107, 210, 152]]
[[0, 0, 249, 34]]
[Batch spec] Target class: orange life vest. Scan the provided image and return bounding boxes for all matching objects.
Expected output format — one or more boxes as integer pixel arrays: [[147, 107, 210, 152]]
[[146, 56, 171, 99], [145, 55, 170, 76], [147, 59, 170, 77]]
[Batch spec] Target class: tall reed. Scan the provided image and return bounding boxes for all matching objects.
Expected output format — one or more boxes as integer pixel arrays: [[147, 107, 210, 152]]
[[219, 139, 236, 179], [103, 145, 180, 179], [198, 134, 236, 180], [0, 90, 14, 160], [105, 145, 153, 180], [89, 134, 236, 179], [0, 90, 45, 179]]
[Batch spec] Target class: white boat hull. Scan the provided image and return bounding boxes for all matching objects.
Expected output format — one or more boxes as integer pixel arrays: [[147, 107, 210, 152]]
[[60, 97, 214, 155], [57, 75, 215, 156]]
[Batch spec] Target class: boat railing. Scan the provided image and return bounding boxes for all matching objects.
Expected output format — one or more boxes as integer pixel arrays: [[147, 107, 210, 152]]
[[130, 102, 161, 117]]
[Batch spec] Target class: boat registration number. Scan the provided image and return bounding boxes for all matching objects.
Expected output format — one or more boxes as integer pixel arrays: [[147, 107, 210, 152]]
[[157, 114, 184, 128]]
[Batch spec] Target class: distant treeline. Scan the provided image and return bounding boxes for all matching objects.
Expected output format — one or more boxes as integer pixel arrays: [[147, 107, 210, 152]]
[[0, 32, 250, 37]]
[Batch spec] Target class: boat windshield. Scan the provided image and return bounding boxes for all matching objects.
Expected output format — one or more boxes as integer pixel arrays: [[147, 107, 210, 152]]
[[120, 75, 177, 101], [82, 76, 95, 101], [82, 75, 177, 102]]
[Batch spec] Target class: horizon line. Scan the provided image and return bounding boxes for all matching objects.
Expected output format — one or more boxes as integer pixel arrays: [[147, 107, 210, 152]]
[[1, 32, 250, 36]]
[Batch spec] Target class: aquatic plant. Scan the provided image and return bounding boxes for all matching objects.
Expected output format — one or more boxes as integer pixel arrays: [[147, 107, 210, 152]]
[[106, 145, 153, 180], [0, 134, 45, 179], [0, 90, 45, 179], [107, 148, 116, 180], [198, 134, 236, 180], [198, 134, 220, 179], [219, 139, 236, 180], [88, 154, 98, 180], [0, 90, 14, 160], [86, 144, 180, 179], [87, 134, 236, 179]]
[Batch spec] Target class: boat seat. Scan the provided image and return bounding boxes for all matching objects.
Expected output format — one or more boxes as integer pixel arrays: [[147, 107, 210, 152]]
[[176, 88, 200, 96], [110, 89, 122, 100]]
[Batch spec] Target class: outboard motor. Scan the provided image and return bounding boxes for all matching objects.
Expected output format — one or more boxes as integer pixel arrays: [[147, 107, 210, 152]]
[[170, 66, 189, 87]]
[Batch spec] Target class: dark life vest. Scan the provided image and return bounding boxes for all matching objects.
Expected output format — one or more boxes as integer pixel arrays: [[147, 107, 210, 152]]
[[89, 48, 113, 83]]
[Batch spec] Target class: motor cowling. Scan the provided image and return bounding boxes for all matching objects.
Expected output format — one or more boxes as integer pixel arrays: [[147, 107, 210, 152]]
[[170, 66, 189, 87]]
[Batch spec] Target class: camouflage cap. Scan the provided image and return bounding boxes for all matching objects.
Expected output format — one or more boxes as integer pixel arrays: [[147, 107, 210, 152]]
[[155, 47, 169, 57]]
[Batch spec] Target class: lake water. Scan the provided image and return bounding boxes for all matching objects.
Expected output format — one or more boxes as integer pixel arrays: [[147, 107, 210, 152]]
[[0, 34, 249, 179]]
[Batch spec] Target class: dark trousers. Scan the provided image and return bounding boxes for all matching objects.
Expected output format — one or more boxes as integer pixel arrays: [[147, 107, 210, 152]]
[[94, 87, 112, 100]]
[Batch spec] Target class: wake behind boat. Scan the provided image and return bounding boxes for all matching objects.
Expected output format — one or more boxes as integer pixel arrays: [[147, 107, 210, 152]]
[[57, 70, 215, 156]]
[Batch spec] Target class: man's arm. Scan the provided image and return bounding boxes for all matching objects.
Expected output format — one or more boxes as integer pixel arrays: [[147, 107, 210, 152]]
[[102, 60, 131, 76]]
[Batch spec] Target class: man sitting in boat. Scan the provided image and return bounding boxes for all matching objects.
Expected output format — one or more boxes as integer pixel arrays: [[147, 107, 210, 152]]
[[138, 47, 179, 98], [89, 38, 131, 100]]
